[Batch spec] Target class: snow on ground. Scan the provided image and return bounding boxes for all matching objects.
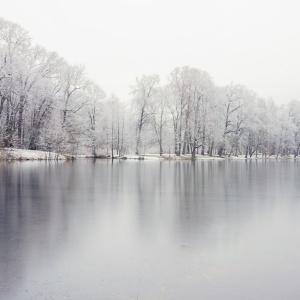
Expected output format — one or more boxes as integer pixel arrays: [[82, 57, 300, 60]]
[[0, 148, 67, 161], [122, 153, 299, 160], [122, 154, 222, 160], [228, 154, 298, 160], [122, 154, 161, 160], [2, 149, 297, 161]]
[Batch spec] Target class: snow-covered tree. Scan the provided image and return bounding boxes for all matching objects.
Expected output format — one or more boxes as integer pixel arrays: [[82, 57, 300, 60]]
[[82, 80, 106, 156], [130, 74, 160, 154]]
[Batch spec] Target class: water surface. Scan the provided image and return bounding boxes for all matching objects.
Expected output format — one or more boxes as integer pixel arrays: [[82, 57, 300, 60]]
[[0, 159, 300, 299]]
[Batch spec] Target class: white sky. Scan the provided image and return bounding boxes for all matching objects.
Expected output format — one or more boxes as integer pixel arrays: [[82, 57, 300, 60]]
[[1, 0, 300, 103]]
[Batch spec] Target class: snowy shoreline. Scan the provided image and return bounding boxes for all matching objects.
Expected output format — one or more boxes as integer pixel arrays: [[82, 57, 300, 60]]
[[0, 148, 68, 161], [1, 148, 299, 162], [122, 154, 299, 160]]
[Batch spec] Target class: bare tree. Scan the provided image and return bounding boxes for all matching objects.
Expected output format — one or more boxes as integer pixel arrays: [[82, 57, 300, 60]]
[[149, 86, 170, 155], [83, 80, 106, 156], [130, 74, 159, 155]]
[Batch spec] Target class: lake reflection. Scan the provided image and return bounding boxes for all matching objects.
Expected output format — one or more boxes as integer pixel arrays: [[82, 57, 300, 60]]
[[0, 160, 300, 299]]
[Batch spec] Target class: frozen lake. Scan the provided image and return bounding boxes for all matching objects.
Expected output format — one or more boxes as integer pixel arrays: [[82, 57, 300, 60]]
[[1, 159, 300, 299]]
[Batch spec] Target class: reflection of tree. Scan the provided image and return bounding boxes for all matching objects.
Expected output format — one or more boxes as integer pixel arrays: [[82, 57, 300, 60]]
[[171, 160, 283, 247], [0, 165, 24, 292], [0, 162, 79, 293], [173, 161, 214, 244], [0, 160, 295, 297], [135, 162, 157, 235]]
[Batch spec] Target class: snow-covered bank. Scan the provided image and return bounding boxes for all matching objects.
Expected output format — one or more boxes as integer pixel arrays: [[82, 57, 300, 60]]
[[122, 154, 162, 160], [0, 148, 68, 161], [3, 149, 297, 162], [121, 153, 300, 160], [121, 154, 221, 160]]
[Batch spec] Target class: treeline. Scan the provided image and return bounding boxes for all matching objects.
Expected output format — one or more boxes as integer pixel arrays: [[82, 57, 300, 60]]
[[0, 18, 110, 155], [131, 70, 300, 158], [1, 18, 300, 158]]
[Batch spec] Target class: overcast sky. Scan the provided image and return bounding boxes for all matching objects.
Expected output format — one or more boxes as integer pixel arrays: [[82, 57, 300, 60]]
[[1, 0, 300, 103]]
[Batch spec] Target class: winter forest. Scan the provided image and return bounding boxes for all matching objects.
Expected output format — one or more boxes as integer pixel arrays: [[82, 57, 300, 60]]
[[1, 18, 300, 159]]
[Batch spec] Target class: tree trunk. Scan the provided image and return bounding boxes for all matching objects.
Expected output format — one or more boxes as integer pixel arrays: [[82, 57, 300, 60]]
[[182, 130, 187, 155], [201, 129, 205, 155], [218, 146, 224, 157], [178, 117, 182, 156], [245, 145, 248, 158], [191, 138, 197, 160], [174, 131, 179, 156], [159, 134, 163, 156], [209, 140, 214, 157], [111, 123, 114, 159], [17, 95, 26, 148], [0, 95, 5, 121], [135, 127, 141, 155]]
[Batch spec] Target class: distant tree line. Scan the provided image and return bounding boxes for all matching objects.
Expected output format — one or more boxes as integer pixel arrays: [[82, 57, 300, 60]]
[[131, 69, 300, 159], [1, 18, 300, 158]]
